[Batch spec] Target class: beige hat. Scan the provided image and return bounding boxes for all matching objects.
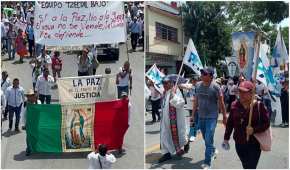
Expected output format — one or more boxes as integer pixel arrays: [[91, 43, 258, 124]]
[[25, 89, 35, 96]]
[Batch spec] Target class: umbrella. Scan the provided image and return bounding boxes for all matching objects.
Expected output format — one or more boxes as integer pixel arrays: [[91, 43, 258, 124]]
[[163, 74, 187, 84]]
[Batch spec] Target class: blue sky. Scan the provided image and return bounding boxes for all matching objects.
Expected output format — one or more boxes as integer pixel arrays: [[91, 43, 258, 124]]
[[279, 17, 289, 28]]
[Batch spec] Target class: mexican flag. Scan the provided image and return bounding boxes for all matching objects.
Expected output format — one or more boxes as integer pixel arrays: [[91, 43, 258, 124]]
[[26, 99, 129, 153]]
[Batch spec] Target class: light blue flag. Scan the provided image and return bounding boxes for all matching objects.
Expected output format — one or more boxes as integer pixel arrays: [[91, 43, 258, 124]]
[[183, 39, 204, 76], [257, 58, 280, 95], [145, 64, 165, 94]]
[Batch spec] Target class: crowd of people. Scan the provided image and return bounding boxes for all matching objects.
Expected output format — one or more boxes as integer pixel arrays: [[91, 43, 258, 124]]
[[124, 1, 144, 52], [1, 2, 133, 167], [146, 66, 288, 169]]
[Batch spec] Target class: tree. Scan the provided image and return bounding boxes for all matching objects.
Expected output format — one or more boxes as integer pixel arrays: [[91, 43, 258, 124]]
[[182, 2, 232, 67]]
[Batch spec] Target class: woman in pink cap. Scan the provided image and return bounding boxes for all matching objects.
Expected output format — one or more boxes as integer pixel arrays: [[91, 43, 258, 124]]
[[223, 81, 270, 169]]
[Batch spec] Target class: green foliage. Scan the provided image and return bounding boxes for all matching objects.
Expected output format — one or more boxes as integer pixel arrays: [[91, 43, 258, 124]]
[[182, 1, 232, 67], [182, 1, 289, 71]]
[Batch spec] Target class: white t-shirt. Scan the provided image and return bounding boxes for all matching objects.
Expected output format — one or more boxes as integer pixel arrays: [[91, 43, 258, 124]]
[[150, 86, 161, 101], [117, 67, 132, 87], [87, 152, 116, 169]]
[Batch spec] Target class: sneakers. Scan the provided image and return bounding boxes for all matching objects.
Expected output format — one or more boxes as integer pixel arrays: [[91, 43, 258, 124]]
[[201, 163, 211, 169], [15, 128, 20, 133], [189, 136, 196, 142], [184, 142, 190, 153], [158, 153, 172, 163], [211, 149, 218, 161]]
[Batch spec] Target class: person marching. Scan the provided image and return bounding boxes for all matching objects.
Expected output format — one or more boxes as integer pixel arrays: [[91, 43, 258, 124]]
[[5, 78, 25, 132], [116, 61, 132, 98], [158, 76, 189, 163], [35, 68, 54, 104], [192, 67, 227, 169], [223, 81, 270, 169]]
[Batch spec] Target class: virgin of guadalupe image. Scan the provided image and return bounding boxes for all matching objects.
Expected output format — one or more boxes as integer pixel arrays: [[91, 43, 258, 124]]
[[238, 40, 247, 69], [70, 109, 85, 148]]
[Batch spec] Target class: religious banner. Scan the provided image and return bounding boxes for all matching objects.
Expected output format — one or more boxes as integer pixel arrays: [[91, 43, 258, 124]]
[[225, 57, 238, 77], [26, 99, 129, 153], [57, 75, 117, 104], [232, 32, 256, 80], [34, 1, 126, 46], [61, 104, 95, 152]]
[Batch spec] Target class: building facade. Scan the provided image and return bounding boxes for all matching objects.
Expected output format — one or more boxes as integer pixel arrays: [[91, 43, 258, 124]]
[[145, 2, 185, 74]]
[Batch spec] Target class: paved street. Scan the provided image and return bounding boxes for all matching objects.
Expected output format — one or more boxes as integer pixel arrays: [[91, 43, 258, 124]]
[[145, 110, 289, 169], [1, 41, 145, 169]]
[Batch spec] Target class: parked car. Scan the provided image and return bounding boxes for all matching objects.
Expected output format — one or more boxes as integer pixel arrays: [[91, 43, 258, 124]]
[[95, 43, 119, 61]]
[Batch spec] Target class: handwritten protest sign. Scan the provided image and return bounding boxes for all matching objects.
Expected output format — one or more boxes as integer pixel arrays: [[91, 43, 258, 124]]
[[34, 1, 126, 46], [57, 74, 117, 104]]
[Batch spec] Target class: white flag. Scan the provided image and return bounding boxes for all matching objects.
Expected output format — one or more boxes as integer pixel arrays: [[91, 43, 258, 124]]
[[183, 39, 204, 76], [145, 64, 165, 94], [272, 29, 289, 67]]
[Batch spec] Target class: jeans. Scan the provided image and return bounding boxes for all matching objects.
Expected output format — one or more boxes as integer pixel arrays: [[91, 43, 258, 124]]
[[28, 39, 35, 57], [235, 142, 261, 169], [189, 111, 200, 137], [117, 86, 129, 99], [131, 33, 139, 50], [7, 38, 16, 59], [35, 43, 43, 57], [8, 104, 22, 129], [151, 99, 161, 121], [199, 118, 217, 166], [38, 94, 51, 104]]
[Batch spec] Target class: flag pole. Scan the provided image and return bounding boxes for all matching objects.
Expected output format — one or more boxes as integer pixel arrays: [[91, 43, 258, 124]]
[[246, 32, 261, 141], [123, 2, 130, 62], [175, 61, 185, 88]]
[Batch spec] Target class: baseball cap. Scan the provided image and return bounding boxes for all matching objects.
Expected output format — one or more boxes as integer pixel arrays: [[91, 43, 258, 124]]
[[200, 67, 214, 76], [238, 81, 254, 92]]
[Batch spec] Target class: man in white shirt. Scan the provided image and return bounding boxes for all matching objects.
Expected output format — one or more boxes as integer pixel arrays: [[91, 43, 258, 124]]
[[35, 68, 54, 104], [37, 49, 52, 72], [5, 78, 25, 132], [87, 144, 116, 169], [1, 71, 11, 120], [116, 61, 132, 98]]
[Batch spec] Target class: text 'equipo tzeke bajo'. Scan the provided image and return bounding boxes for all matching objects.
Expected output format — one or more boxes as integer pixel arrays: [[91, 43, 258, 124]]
[[73, 77, 102, 99]]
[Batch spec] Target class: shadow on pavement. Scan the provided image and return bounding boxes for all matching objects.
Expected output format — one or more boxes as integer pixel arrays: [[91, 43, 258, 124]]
[[146, 153, 203, 169], [145, 121, 160, 126], [146, 130, 160, 135], [14, 149, 128, 161], [12, 60, 26, 64], [2, 130, 20, 138], [14, 151, 90, 161], [146, 153, 204, 169], [110, 149, 127, 158]]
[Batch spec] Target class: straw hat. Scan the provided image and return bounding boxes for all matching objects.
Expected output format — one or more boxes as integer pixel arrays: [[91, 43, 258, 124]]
[[25, 89, 35, 96]]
